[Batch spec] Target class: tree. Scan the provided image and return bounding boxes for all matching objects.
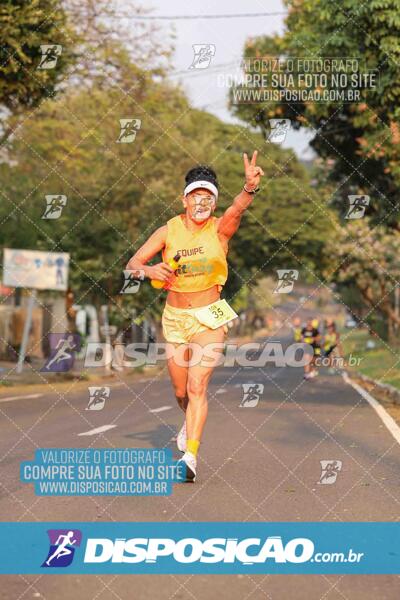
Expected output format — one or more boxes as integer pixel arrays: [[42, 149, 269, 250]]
[[0, 0, 76, 143], [325, 219, 400, 341], [231, 0, 400, 228], [63, 0, 173, 79], [0, 0, 174, 147]]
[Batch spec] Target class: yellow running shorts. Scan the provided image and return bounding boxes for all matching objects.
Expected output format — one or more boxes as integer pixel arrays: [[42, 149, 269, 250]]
[[162, 303, 228, 344]]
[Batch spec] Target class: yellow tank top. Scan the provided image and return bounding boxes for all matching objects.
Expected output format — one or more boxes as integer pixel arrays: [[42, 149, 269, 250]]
[[324, 331, 337, 350], [162, 215, 228, 292], [293, 327, 302, 342]]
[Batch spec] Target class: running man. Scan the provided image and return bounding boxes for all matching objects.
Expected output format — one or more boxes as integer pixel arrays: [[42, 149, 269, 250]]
[[45, 531, 77, 566], [292, 317, 302, 342], [301, 318, 319, 380], [126, 152, 264, 481], [311, 318, 322, 375], [323, 321, 343, 372]]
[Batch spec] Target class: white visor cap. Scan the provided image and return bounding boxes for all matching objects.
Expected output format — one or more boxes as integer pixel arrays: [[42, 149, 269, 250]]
[[184, 180, 218, 199]]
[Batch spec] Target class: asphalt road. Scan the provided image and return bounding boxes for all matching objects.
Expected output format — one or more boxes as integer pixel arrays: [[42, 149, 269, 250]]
[[0, 340, 399, 599]]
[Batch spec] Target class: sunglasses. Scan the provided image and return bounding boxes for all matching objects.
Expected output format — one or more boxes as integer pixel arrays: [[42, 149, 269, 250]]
[[188, 194, 216, 207]]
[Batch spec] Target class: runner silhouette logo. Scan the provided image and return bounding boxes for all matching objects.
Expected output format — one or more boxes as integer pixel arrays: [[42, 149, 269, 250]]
[[116, 119, 141, 143], [318, 460, 343, 485], [274, 269, 299, 294], [189, 44, 216, 69], [120, 270, 144, 294], [41, 529, 82, 568], [268, 119, 291, 144], [41, 333, 81, 372], [240, 383, 264, 408], [37, 45, 62, 69], [42, 195, 67, 219], [345, 195, 370, 219], [87, 386, 110, 410]]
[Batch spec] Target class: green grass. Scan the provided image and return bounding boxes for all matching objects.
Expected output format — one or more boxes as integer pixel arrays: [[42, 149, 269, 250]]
[[0, 380, 13, 387], [341, 328, 400, 389]]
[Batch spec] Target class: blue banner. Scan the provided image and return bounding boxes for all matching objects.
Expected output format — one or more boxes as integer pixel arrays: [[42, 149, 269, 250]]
[[0, 522, 398, 574], [20, 449, 183, 496]]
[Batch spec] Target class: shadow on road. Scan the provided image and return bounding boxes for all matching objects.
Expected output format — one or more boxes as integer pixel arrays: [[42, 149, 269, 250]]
[[124, 423, 177, 450]]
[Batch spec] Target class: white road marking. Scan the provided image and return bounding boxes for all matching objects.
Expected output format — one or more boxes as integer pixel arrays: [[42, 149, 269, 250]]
[[216, 389, 227, 394], [343, 372, 400, 445], [78, 424, 116, 436], [149, 405, 172, 413], [0, 393, 43, 404]]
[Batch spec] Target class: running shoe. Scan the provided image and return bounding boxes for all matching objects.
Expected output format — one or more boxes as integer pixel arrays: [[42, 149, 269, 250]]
[[178, 451, 196, 482], [177, 421, 187, 453]]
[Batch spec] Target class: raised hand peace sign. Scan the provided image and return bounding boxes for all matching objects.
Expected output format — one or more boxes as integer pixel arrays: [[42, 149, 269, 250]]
[[243, 150, 264, 191]]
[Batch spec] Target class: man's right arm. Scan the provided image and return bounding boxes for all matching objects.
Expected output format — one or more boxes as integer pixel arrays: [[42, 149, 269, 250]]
[[126, 225, 173, 282]]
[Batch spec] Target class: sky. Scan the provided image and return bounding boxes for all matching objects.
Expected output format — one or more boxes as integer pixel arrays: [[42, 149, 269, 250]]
[[142, 0, 315, 159]]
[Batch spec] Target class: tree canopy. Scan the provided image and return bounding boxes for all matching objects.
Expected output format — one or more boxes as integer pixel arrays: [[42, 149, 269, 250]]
[[231, 0, 400, 228], [0, 0, 75, 141]]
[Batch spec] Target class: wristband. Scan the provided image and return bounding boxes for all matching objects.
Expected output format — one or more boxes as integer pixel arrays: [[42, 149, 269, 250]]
[[243, 184, 260, 194]]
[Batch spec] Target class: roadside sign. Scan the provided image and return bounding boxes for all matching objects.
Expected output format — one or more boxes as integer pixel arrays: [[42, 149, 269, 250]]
[[3, 249, 70, 291]]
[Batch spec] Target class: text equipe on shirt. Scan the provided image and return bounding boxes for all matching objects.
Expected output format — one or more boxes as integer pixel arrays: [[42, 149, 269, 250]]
[[176, 246, 205, 257]]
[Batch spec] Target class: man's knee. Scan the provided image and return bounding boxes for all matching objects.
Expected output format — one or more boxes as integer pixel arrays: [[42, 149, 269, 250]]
[[187, 376, 208, 398], [174, 382, 187, 397]]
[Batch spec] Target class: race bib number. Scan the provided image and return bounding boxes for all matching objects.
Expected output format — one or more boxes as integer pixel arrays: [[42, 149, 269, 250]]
[[194, 299, 238, 330]]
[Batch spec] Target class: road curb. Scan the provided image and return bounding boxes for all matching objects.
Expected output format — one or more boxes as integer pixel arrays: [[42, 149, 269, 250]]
[[344, 370, 400, 406], [343, 371, 400, 445]]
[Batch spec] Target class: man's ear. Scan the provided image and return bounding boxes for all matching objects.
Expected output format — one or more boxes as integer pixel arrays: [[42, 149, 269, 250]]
[[182, 194, 188, 209]]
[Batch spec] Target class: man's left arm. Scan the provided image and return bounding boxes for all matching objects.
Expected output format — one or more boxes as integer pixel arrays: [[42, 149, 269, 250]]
[[217, 150, 264, 240]]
